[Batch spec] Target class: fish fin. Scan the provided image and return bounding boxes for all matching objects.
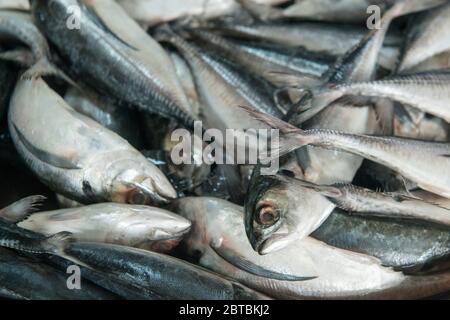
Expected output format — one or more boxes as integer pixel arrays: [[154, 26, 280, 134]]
[[41, 231, 75, 254], [0, 195, 46, 223], [41, 232, 91, 268], [0, 49, 34, 67], [20, 59, 80, 89], [239, 105, 300, 134], [81, 2, 138, 51], [210, 242, 316, 281], [240, 106, 312, 160], [12, 123, 82, 170]]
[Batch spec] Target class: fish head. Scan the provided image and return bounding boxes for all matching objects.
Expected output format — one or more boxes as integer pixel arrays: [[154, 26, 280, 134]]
[[112, 205, 191, 251], [244, 167, 292, 255], [110, 166, 177, 206]]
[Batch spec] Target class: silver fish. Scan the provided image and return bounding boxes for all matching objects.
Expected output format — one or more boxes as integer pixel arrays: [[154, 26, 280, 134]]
[[188, 28, 329, 87], [263, 0, 409, 251], [288, 178, 450, 227], [3, 202, 191, 252], [210, 21, 402, 66], [30, 0, 195, 127], [154, 26, 279, 133], [247, 107, 450, 199], [294, 71, 450, 124], [173, 196, 450, 299], [0, 247, 117, 300], [62, 242, 270, 300], [8, 77, 177, 205]]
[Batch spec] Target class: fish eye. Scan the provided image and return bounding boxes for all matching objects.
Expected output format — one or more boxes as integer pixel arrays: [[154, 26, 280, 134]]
[[255, 203, 280, 227], [126, 188, 148, 205]]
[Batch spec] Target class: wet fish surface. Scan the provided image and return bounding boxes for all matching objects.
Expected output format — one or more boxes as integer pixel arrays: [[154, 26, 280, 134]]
[[8, 77, 176, 205], [30, 0, 196, 127]]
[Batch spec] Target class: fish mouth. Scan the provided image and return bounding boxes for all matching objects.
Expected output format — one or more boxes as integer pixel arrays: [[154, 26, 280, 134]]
[[132, 178, 177, 205]]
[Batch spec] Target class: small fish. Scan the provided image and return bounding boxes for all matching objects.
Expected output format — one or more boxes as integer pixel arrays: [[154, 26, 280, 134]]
[[1, 201, 191, 252], [240, 0, 392, 23], [293, 71, 450, 124], [313, 208, 450, 273], [155, 26, 283, 124], [60, 242, 270, 300], [117, 0, 239, 28], [9, 76, 177, 205], [210, 21, 402, 64], [173, 196, 450, 299], [64, 87, 143, 148], [245, 106, 450, 198], [286, 178, 450, 227], [30, 0, 196, 127], [188, 28, 329, 87]]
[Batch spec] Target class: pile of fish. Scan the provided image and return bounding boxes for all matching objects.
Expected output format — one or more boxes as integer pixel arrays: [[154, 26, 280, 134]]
[[1, 0, 450, 300]]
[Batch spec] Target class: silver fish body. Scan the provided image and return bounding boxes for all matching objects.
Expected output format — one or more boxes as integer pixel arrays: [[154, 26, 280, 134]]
[[268, 122, 450, 198], [189, 29, 329, 87], [0, 247, 117, 300], [14, 203, 191, 252], [173, 196, 450, 299], [296, 71, 450, 124], [30, 0, 195, 127], [62, 242, 270, 300], [211, 21, 401, 68], [156, 27, 282, 127], [291, 179, 450, 227], [8, 77, 176, 205]]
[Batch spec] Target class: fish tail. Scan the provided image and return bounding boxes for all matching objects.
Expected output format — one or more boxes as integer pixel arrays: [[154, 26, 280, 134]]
[[40, 231, 75, 256], [0, 195, 47, 224], [21, 58, 79, 89], [41, 232, 91, 268], [239, 105, 313, 160]]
